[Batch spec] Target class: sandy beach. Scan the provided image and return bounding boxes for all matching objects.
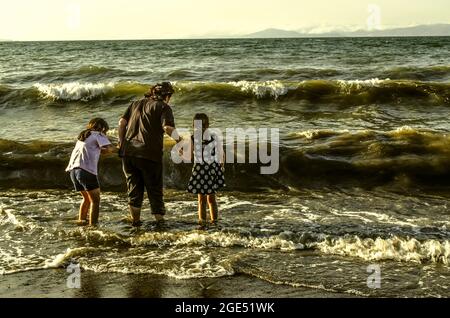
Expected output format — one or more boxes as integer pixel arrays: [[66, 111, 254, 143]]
[[0, 270, 357, 298]]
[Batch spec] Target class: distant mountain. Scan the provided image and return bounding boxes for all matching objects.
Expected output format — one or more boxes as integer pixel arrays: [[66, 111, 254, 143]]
[[244, 24, 450, 38], [354, 24, 450, 37], [245, 28, 306, 38]]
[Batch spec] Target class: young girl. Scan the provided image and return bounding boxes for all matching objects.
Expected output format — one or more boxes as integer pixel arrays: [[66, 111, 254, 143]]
[[187, 113, 226, 230], [66, 118, 114, 226]]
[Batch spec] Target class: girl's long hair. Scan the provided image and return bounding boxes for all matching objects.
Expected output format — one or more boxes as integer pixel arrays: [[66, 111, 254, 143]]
[[78, 118, 110, 142], [193, 113, 209, 129]]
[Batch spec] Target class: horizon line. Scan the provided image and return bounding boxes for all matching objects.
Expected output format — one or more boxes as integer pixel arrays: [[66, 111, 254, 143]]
[[2, 34, 450, 42], [2, 23, 450, 42]]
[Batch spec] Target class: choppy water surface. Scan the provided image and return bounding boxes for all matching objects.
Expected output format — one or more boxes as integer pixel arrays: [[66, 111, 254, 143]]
[[1, 189, 449, 297], [0, 38, 449, 297]]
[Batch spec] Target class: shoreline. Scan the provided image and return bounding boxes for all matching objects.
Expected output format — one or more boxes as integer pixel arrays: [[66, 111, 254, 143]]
[[0, 269, 358, 298]]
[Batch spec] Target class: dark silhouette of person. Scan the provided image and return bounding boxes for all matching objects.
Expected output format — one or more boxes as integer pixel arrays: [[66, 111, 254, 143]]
[[118, 82, 181, 226]]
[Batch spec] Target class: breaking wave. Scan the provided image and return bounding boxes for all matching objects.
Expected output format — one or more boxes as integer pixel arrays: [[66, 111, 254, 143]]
[[316, 236, 450, 265], [0, 127, 449, 190], [1, 79, 449, 106], [2, 229, 448, 278], [33, 82, 116, 101]]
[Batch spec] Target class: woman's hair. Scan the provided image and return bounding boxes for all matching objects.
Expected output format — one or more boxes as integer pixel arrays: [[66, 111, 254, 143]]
[[78, 118, 110, 142], [145, 82, 175, 101], [193, 113, 209, 129]]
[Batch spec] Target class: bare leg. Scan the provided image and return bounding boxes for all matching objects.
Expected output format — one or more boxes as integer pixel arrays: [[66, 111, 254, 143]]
[[207, 194, 219, 224], [78, 191, 90, 225], [198, 194, 207, 228], [129, 205, 142, 227], [87, 188, 100, 226]]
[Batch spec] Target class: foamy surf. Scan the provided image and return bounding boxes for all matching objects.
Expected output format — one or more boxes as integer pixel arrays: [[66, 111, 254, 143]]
[[1, 187, 450, 297], [316, 236, 450, 264], [229, 80, 289, 99], [1, 126, 450, 191], [4, 230, 448, 278], [43, 247, 100, 268], [7, 79, 446, 104], [33, 82, 115, 101], [337, 78, 387, 90], [79, 247, 236, 279], [130, 231, 303, 250]]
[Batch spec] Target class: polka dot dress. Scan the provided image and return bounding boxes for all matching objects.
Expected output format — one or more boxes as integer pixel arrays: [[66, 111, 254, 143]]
[[187, 135, 226, 195]]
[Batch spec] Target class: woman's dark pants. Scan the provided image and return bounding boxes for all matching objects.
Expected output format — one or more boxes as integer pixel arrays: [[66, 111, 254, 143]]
[[122, 156, 166, 215]]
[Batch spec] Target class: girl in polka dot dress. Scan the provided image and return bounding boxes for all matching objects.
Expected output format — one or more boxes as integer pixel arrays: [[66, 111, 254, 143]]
[[187, 113, 226, 230]]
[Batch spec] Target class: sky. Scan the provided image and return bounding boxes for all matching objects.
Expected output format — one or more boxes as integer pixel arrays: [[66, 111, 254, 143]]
[[0, 0, 449, 40]]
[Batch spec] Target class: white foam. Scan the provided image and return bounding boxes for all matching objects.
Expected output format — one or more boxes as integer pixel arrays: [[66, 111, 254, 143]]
[[34, 82, 115, 101], [391, 126, 429, 136], [106, 128, 119, 138], [229, 80, 289, 99], [294, 129, 350, 140], [0, 208, 22, 227], [80, 248, 235, 279], [130, 231, 303, 251], [316, 236, 450, 264], [0, 207, 38, 232], [0, 247, 48, 275], [338, 78, 387, 86], [44, 247, 97, 268], [328, 209, 419, 227], [337, 78, 388, 93]]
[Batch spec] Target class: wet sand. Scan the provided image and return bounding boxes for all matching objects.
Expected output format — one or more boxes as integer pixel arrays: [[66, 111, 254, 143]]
[[0, 270, 357, 298]]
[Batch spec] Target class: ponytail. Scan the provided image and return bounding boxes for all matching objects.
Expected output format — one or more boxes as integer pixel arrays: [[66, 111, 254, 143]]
[[78, 118, 109, 142], [78, 129, 92, 142]]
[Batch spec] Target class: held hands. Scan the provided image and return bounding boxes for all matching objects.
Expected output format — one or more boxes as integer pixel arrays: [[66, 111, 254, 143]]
[[101, 144, 118, 155]]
